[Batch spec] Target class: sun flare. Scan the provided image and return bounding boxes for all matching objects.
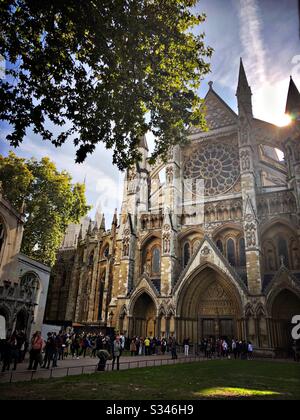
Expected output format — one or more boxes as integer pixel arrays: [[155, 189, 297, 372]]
[[276, 114, 292, 127]]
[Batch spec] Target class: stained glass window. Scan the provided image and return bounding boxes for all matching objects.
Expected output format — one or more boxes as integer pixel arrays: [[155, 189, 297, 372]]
[[227, 239, 236, 266], [184, 143, 240, 197], [278, 237, 289, 268], [239, 238, 246, 267], [152, 247, 161, 275], [183, 242, 191, 267]]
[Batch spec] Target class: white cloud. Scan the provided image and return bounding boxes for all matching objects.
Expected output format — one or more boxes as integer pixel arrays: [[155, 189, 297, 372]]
[[238, 0, 267, 87], [237, 0, 299, 126]]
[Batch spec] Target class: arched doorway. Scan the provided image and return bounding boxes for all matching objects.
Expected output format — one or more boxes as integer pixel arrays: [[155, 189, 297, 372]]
[[16, 310, 29, 332], [132, 293, 157, 338], [177, 266, 243, 344], [271, 289, 300, 352], [0, 314, 6, 339]]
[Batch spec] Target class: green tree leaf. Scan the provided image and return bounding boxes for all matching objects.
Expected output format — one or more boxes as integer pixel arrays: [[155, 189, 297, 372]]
[[0, 152, 90, 266], [0, 0, 212, 170]]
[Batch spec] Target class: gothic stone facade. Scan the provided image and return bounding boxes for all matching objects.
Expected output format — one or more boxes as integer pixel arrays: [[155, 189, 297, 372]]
[[45, 63, 300, 355]]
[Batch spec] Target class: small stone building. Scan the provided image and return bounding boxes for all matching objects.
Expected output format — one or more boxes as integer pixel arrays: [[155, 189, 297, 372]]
[[0, 188, 50, 339]]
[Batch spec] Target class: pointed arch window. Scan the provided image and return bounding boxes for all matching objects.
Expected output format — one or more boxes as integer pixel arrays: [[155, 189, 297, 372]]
[[278, 237, 289, 268], [183, 242, 191, 268], [97, 279, 105, 321], [88, 251, 94, 266], [152, 247, 161, 275], [239, 238, 246, 267], [227, 239, 236, 266], [103, 245, 109, 259]]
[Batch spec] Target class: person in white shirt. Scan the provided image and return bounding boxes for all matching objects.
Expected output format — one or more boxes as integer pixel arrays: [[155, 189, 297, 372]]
[[119, 333, 125, 355], [248, 342, 254, 360]]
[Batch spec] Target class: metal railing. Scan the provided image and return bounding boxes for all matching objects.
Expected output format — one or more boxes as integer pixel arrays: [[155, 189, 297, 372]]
[[0, 355, 206, 384]]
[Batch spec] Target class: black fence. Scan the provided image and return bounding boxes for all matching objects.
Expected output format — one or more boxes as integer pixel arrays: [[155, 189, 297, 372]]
[[0, 355, 207, 384]]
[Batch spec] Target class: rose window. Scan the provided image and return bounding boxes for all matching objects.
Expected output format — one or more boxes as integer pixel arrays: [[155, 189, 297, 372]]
[[184, 143, 240, 196]]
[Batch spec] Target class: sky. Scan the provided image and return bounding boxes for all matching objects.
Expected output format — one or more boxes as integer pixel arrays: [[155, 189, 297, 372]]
[[0, 0, 299, 225]]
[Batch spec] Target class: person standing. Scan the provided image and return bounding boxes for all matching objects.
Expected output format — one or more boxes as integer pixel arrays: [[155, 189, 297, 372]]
[[28, 331, 44, 371], [183, 337, 190, 357], [1, 338, 11, 372], [9, 333, 20, 371], [42, 333, 56, 369], [171, 338, 178, 360], [112, 336, 122, 371], [232, 339, 238, 360], [16, 330, 26, 363], [248, 342, 254, 360], [161, 338, 167, 355], [130, 339, 136, 357], [119, 333, 125, 356], [144, 337, 150, 356]]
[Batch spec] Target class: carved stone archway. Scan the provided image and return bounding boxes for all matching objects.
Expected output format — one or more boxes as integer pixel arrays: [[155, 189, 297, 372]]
[[0, 304, 12, 337], [176, 266, 244, 344], [270, 289, 300, 354], [131, 292, 157, 338]]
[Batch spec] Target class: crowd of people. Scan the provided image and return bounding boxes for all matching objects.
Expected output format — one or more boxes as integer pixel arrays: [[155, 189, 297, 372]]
[[129, 336, 178, 359], [0, 330, 128, 372], [1, 329, 257, 373], [0, 330, 28, 372], [199, 338, 254, 360]]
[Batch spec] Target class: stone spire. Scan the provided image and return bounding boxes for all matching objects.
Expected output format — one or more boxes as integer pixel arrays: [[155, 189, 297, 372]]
[[100, 214, 106, 231], [285, 76, 300, 117], [112, 208, 118, 227], [236, 58, 253, 118], [87, 219, 93, 236]]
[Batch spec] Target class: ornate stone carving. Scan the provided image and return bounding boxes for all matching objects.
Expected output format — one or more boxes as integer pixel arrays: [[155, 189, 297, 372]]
[[240, 150, 251, 172], [238, 116, 250, 145], [184, 143, 240, 197], [127, 168, 137, 194], [245, 222, 257, 247], [198, 282, 236, 316], [122, 229, 131, 257], [257, 191, 297, 219], [201, 246, 211, 256], [165, 166, 174, 185], [163, 225, 171, 254]]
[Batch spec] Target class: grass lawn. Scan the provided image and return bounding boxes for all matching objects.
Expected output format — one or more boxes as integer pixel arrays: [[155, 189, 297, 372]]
[[0, 360, 300, 400]]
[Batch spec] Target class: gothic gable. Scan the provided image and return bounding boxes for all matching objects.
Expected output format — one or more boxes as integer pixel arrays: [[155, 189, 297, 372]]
[[191, 88, 238, 133], [174, 236, 248, 299], [130, 273, 160, 299]]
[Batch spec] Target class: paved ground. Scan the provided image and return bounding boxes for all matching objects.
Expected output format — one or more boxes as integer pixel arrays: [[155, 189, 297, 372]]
[[0, 353, 203, 383], [0, 352, 295, 384]]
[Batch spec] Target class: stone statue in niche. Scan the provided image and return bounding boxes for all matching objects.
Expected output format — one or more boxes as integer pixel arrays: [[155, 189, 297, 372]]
[[245, 222, 256, 247], [292, 247, 300, 270], [240, 150, 251, 172]]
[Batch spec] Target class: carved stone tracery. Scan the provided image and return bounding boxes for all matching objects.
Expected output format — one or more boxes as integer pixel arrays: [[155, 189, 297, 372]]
[[184, 143, 240, 197]]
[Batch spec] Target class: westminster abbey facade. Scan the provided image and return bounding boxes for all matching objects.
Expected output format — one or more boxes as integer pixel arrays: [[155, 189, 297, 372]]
[[45, 61, 300, 356]]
